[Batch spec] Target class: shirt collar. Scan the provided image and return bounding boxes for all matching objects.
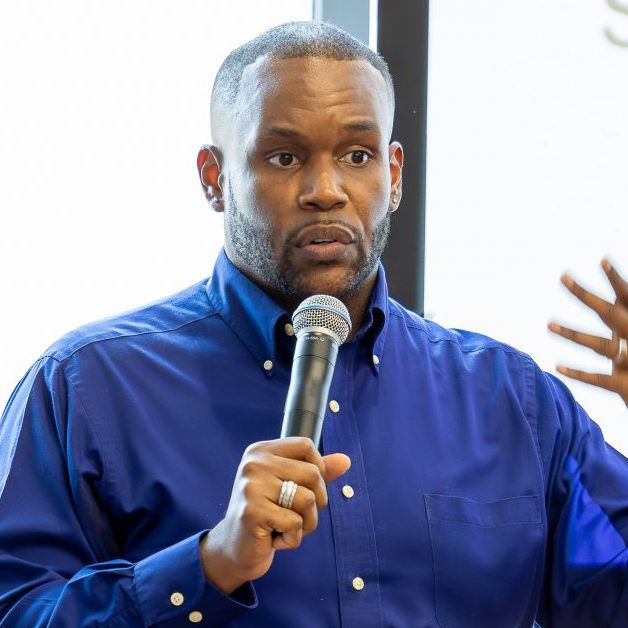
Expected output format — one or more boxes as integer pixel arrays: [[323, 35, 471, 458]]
[[205, 249, 390, 375]]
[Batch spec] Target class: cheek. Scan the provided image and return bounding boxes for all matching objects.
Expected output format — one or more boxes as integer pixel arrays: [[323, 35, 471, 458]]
[[252, 176, 295, 233], [357, 179, 389, 231]]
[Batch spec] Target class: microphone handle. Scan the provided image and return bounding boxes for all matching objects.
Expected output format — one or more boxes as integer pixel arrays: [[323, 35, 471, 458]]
[[281, 331, 339, 449]]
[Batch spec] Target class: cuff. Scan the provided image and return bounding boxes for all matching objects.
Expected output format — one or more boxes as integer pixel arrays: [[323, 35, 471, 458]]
[[134, 530, 257, 626]]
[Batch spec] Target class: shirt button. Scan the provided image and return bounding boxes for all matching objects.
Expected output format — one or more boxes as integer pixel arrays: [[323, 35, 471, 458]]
[[284, 323, 294, 336], [263, 360, 273, 371], [352, 577, 365, 591], [342, 485, 354, 499], [329, 400, 340, 413], [170, 592, 185, 606], [189, 611, 203, 623], [372, 354, 380, 365]]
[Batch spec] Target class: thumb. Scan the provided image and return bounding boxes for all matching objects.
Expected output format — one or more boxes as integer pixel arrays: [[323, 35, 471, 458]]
[[321, 453, 351, 483]]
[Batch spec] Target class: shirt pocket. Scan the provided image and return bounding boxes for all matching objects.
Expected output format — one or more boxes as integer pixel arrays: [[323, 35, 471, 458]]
[[424, 493, 544, 628]]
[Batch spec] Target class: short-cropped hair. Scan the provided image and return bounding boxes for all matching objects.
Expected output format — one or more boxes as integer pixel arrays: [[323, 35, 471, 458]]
[[211, 20, 395, 121]]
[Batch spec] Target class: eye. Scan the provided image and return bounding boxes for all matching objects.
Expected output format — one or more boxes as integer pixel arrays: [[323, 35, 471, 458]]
[[340, 150, 371, 166], [268, 153, 300, 168]]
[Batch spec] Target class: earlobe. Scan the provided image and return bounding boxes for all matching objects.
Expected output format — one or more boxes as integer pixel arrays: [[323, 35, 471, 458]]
[[388, 141, 404, 212], [389, 189, 400, 213], [197, 145, 225, 213]]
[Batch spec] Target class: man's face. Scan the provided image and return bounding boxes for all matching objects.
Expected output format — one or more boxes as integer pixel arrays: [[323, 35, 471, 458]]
[[218, 56, 402, 305]]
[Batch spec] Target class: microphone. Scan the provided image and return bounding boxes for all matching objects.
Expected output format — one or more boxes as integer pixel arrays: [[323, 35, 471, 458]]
[[280, 295, 352, 449]]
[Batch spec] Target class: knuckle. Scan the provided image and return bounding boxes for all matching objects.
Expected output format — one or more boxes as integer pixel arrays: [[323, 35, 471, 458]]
[[288, 511, 303, 530], [297, 436, 317, 456], [303, 489, 316, 508], [240, 457, 266, 478], [244, 441, 266, 456], [241, 478, 258, 500], [285, 532, 302, 549], [304, 462, 321, 484]]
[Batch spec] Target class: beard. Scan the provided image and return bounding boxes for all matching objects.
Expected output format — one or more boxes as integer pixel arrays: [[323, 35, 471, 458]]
[[224, 187, 390, 303]]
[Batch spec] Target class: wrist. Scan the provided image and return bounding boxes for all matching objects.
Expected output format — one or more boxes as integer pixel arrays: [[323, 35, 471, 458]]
[[199, 528, 247, 596]]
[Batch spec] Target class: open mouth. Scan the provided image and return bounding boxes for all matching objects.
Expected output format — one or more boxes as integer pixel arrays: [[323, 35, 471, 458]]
[[295, 224, 355, 248], [294, 224, 356, 262]]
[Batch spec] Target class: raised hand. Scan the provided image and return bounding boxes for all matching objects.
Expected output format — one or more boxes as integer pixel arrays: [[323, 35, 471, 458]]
[[549, 259, 628, 406]]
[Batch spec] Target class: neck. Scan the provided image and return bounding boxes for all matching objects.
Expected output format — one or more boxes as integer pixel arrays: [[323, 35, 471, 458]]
[[228, 253, 378, 340], [266, 282, 375, 341]]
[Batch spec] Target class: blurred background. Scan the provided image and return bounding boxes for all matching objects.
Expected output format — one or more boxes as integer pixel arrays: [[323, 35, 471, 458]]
[[1, 1, 626, 450]]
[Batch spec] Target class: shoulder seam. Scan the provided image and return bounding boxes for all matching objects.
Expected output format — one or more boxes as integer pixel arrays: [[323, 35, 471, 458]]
[[42, 311, 221, 363], [389, 310, 531, 359]]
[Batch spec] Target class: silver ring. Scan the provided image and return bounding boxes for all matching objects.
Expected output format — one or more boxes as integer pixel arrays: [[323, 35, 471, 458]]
[[278, 480, 298, 509], [616, 337, 628, 364]]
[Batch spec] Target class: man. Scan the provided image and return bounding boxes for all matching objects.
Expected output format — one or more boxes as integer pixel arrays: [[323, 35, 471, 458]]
[[1, 20, 627, 627]]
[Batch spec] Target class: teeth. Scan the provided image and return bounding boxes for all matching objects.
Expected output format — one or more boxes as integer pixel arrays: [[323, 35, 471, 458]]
[[313, 239, 333, 244]]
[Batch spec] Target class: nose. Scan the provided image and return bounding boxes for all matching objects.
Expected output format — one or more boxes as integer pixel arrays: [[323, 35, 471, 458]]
[[297, 158, 349, 211]]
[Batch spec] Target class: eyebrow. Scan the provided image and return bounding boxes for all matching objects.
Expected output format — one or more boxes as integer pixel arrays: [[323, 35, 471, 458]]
[[342, 119, 380, 134], [262, 119, 381, 140], [264, 126, 302, 139]]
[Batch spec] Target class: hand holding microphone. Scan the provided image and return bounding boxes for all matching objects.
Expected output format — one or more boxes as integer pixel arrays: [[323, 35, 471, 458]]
[[201, 296, 352, 594]]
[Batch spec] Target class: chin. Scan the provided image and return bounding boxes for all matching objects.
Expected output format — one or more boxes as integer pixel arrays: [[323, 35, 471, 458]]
[[290, 265, 360, 301]]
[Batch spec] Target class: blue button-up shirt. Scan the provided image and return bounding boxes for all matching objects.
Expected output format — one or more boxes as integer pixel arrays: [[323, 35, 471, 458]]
[[1, 250, 628, 627]]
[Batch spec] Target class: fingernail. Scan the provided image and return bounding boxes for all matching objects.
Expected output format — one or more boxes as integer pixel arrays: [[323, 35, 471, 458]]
[[548, 322, 560, 332], [556, 365, 567, 374], [601, 259, 612, 273], [561, 274, 574, 288]]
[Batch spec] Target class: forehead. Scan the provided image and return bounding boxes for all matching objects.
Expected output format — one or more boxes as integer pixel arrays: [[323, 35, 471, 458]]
[[233, 56, 392, 142]]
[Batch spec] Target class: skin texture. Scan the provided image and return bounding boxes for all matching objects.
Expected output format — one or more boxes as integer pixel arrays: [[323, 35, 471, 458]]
[[196, 56, 403, 594], [549, 259, 628, 407]]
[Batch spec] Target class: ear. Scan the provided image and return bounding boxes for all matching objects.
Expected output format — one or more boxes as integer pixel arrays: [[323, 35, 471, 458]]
[[197, 145, 225, 212], [388, 141, 404, 213]]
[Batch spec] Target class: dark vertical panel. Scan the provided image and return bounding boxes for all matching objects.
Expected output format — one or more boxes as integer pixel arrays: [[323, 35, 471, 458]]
[[378, 0, 429, 315]]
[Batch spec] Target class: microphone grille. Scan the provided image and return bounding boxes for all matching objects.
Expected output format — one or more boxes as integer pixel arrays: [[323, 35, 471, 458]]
[[292, 295, 352, 344]]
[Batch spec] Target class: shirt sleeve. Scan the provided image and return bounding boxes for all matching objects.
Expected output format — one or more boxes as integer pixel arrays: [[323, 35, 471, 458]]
[[534, 367, 628, 627], [0, 357, 257, 626]]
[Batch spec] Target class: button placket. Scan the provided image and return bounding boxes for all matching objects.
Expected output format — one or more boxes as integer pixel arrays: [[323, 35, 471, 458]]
[[322, 345, 383, 624]]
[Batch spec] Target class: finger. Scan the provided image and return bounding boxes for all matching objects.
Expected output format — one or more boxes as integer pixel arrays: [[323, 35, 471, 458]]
[[293, 487, 318, 535], [321, 453, 351, 483], [556, 365, 620, 393], [247, 437, 326, 474], [602, 259, 628, 306], [266, 458, 327, 508], [272, 528, 303, 550], [269, 482, 319, 534], [561, 275, 628, 335], [548, 322, 615, 358], [266, 505, 304, 550]]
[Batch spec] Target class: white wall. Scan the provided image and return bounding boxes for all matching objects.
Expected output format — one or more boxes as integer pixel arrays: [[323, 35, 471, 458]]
[[0, 0, 312, 407], [425, 1, 628, 452], [2, 1, 626, 456]]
